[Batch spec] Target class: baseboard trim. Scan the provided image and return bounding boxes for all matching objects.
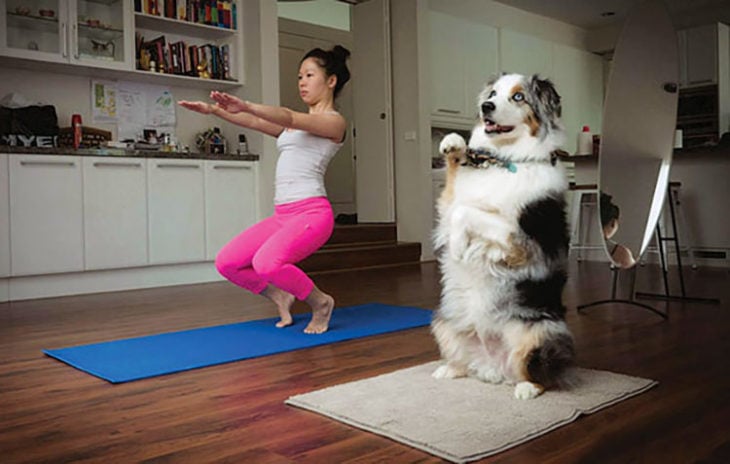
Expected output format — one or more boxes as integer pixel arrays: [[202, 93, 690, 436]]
[[0, 262, 224, 302]]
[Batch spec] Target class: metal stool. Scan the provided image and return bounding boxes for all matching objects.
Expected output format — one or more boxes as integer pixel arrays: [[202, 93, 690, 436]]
[[568, 183, 603, 261], [642, 181, 697, 269], [635, 182, 719, 305]]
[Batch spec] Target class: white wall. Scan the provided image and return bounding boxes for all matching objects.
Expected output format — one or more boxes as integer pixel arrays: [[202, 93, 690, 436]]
[[391, 0, 435, 259]]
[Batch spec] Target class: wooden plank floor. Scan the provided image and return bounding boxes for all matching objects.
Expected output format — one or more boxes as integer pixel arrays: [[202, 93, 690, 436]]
[[1, 261, 728, 463]]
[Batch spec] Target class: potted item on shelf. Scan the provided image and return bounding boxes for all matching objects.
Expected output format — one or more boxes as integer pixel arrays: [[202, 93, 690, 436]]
[[196, 127, 226, 154]]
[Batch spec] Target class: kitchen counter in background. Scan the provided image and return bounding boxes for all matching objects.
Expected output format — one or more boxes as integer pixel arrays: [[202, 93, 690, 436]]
[[0, 150, 260, 302], [0, 146, 259, 162], [567, 144, 730, 267], [567, 144, 730, 165]]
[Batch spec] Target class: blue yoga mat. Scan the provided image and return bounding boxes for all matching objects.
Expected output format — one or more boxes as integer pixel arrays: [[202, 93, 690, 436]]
[[43, 303, 432, 383]]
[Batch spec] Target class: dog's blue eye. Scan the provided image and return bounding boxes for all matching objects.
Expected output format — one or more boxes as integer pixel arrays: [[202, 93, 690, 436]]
[[488, 90, 496, 98], [513, 92, 524, 102]]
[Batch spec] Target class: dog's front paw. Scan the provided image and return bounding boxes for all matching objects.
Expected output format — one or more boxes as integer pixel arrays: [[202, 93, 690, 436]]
[[440, 133, 467, 166], [432, 363, 468, 379], [439, 133, 467, 156], [514, 381, 545, 400]]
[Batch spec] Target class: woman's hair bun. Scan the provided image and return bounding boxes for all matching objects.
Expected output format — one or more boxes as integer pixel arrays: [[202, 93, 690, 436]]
[[332, 45, 351, 62]]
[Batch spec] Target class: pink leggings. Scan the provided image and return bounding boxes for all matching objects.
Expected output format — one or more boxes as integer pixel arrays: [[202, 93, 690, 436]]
[[215, 196, 334, 300]]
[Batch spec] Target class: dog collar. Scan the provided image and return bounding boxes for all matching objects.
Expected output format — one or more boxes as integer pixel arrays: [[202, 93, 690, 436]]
[[464, 148, 560, 172]]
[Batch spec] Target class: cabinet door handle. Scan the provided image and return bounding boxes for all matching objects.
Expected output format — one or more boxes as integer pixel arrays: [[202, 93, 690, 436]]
[[436, 108, 461, 114], [93, 161, 143, 168], [61, 22, 68, 58], [156, 163, 200, 169], [72, 23, 79, 59], [212, 165, 251, 170], [20, 160, 76, 167]]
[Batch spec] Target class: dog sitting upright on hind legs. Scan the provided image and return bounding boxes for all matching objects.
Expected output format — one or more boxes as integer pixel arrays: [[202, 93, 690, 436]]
[[432, 73, 575, 399]]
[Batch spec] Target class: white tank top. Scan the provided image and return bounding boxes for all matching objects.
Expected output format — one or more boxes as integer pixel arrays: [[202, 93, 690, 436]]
[[274, 128, 343, 205]]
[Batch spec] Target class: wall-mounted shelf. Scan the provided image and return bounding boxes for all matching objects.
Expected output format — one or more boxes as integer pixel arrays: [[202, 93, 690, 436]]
[[129, 69, 240, 89], [134, 12, 236, 40]]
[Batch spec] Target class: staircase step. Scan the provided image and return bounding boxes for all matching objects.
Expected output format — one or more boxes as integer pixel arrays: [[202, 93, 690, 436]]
[[300, 241, 422, 273], [326, 223, 396, 247]]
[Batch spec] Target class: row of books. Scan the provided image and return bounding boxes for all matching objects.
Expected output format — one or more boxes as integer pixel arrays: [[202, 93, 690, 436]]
[[135, 0, 237, 30], [139, 35, 232, 81]]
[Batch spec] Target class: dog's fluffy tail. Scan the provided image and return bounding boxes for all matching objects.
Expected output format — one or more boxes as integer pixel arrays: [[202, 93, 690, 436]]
[[526, 333, 575, 389]]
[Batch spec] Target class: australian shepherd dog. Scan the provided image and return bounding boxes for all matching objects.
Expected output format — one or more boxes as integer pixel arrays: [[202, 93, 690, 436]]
[[432, 73, 574, 399]]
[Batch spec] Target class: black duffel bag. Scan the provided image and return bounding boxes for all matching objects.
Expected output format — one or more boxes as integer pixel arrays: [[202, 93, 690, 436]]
[[0, 105, 59, 147]]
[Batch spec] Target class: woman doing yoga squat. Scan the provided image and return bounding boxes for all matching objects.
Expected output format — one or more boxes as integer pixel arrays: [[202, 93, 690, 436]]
[[179, 45, 351, 334]]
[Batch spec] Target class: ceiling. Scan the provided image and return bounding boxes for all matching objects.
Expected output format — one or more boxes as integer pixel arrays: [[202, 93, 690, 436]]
[[492, 0, 730, 30]]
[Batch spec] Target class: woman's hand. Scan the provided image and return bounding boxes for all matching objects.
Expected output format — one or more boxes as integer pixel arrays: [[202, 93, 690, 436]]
[[210, 91, 251, 114], [178, 100, 216, 115]]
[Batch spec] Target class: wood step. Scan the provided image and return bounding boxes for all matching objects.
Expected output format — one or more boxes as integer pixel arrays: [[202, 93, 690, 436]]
[[300, 241, 422, 273], [325, 223, 396, 247]]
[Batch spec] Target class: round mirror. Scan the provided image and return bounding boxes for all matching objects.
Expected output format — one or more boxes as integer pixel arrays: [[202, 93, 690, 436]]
[[598, 0, 679, 269]]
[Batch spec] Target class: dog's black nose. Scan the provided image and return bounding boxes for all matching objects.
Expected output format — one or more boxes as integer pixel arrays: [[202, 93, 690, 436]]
[[481, 101, 495, 114]]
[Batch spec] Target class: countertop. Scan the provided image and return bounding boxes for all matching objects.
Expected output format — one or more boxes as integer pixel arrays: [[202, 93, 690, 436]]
[[566, 144, 730, 162], [0, 146, 259, 161]]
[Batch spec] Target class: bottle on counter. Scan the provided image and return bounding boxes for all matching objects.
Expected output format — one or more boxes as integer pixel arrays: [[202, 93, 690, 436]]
[[71, 113, 82, 149], [576, 125, 592, 155], [238, 133, 248, 155]]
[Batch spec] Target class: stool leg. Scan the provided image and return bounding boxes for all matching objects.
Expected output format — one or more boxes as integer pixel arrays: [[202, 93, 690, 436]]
[[569, 192, 583, 261], [672, 187, 698, 270], [581, 193, 599, 262], [578, 198, 587, 261]]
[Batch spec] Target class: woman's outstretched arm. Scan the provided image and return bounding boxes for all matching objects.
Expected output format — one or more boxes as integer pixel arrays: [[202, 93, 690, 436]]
[[178, 100, 284, 138], [210, 91, 346, 142]]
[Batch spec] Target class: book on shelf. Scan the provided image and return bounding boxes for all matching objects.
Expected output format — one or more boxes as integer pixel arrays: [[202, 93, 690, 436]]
[[137, 33, 232, 81], [135, 0, 237, 30]]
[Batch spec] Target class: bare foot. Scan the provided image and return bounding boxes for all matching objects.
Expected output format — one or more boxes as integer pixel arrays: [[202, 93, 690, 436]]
[[304, 290, 334, 334], [262, 285, 295, 328]]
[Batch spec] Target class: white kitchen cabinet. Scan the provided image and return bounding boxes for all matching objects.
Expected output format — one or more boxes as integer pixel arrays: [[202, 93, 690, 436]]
[[0, 0, 134, 71], [678, 23, 730, 89], [82, 157, 148, 270], [552, 44, 604, 154], [677, 23, 730, 137], [204, 160, 258, 261], [429, 11, 467, 119], [464, 19, 499, 118], [429, 11, 498, 125], [147, 158, 205, 264], [9, 155, 84, 276], [0, 155, 9, 277], [500, 28, 553, 78], [682, 24, 718, 87]]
